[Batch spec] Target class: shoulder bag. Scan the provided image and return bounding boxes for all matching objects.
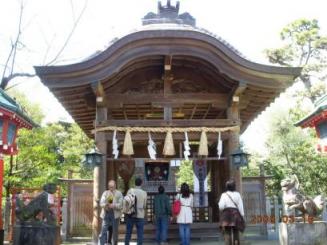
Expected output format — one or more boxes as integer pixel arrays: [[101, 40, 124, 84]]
[[225, 192, 246, 232]]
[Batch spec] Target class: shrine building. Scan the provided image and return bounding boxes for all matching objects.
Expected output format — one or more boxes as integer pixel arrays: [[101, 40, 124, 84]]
[[35, 1, 301, 241]]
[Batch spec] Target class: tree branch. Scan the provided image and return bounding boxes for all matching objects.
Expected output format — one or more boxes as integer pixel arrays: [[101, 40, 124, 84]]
[[46, 0, 88, 65], [1, 1, 24, 89], [9, 1, 24, 77], [2, 73, 36, 90]]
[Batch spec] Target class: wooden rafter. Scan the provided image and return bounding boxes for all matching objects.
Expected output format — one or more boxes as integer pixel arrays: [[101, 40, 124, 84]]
[[190, 104, 197, 119], [203, 104, 211, 119], [123, 105, 128, 120]]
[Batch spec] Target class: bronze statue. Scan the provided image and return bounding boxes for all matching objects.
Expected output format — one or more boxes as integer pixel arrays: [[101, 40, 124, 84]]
[[15, 183, 57, 225]]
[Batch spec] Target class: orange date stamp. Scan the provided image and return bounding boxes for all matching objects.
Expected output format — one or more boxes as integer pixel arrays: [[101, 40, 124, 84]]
[[250, 215, 314, 224]]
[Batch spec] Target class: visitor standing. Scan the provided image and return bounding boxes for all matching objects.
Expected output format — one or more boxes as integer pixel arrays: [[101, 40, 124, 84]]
[[176, 183, 193, 245], [99, 180, 123, 245], [154, 185, 171, 245], [124, 177, 147, 245], [218, 179, 245, 245]]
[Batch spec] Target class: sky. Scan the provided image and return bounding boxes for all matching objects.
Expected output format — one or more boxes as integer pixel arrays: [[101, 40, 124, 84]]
[[1, 0, 327, 154]]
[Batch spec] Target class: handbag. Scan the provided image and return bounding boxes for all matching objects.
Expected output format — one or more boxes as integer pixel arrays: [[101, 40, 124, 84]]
[[225, 193, 246, 232], [172, 194, 181, 216]]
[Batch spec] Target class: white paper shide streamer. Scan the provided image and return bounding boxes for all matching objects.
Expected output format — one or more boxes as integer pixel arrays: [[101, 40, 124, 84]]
[[112, 130, 119, 159], [217, 132, 223, 159], [183, 132, 191, 160], [147, 132, 157, 160]]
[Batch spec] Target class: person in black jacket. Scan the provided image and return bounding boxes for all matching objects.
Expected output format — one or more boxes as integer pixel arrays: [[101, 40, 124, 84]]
[[154, 185, 171, 245]]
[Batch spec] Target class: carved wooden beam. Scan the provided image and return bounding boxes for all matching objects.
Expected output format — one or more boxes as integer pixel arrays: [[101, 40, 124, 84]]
[[104, 93, 229, 109], [97, 119, 239, 127]]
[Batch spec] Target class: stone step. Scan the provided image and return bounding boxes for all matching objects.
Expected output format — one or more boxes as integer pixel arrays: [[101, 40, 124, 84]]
[[118, 223, 221, 241]]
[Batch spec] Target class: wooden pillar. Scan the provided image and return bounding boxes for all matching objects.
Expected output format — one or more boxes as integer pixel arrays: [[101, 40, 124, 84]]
[[227, 97, 242, 194], [92, 132, 107, 244], [210, 160, 219, 221], [107, 159, 116, 181], [92, 103, 108, 244], [106, 141, 117, 183]]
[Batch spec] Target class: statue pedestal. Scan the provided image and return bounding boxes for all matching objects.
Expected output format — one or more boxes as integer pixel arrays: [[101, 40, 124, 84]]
[[13, 224, 60, 245], [279, 221, 327, 245]]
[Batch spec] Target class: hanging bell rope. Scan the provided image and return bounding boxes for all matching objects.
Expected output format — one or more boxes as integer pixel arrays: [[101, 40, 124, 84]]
[[122, 130, 134, 155], [93, 125, 239, 133], [198, 131, 208, 156], [163, 130, 175, 156]]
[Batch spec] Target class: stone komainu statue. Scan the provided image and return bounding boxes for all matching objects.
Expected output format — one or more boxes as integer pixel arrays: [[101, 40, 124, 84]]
[[15, 183, 57, 225], [281, 175, 325, 217]]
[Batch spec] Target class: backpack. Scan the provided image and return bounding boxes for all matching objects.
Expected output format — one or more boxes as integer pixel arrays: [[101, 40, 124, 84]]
[[172, 195, 181, 216], [123, 189, 137, 217]]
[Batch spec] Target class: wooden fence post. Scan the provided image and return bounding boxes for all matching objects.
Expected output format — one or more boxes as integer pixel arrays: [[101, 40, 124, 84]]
[[61, 198, 68, 241]]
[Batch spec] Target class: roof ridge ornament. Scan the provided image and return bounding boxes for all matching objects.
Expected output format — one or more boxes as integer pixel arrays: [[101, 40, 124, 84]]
[[158, 0, 180, 16], [142, 0, 196, 26]]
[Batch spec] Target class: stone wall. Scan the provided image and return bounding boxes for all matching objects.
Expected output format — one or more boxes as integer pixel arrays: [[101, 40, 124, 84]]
[[279, 222, 327, 245]]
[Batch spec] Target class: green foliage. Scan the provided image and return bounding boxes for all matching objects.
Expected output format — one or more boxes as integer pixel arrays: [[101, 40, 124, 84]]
[[264, 18, 327, 102], [176, 160, 194, 190], [4, 91, 93, 196], [7, 89, 44, 124], [60, 123, 94, 179], [260, 19, 327, 197], [263, 108, 327, 197]]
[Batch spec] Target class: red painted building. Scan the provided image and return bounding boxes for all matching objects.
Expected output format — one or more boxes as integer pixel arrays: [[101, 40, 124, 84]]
[[295, 94, 327, 153]]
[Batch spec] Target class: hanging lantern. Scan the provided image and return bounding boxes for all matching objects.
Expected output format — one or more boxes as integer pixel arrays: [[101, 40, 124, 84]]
[[84, 147, 103, 169], [230, 148, 250, 168]]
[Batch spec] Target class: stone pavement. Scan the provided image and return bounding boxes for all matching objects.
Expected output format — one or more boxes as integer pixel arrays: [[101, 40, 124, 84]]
[[62, 239, 279, 245]]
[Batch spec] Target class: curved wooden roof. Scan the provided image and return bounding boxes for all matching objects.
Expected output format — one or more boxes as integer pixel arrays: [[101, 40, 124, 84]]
[[35, 26, 301, 136]]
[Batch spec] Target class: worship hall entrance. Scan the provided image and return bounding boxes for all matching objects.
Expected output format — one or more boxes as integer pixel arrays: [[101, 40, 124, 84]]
[[35, 1, 301, 243]]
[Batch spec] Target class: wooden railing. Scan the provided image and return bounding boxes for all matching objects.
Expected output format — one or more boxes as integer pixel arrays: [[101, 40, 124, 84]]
[[121, 192, 211, 223]]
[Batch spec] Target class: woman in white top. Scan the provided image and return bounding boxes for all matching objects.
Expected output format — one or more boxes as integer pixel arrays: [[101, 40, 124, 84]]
[[176, 183, 193, 245], [218, 179, 245, 245]]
